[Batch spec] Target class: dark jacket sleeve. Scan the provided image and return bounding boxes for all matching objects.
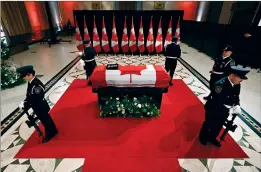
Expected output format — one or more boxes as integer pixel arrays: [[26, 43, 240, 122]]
[[164, 44, 170, 56], [177, 46, 181, 58], [212, 82, 227, 104], [92, 48, 96, 57], [233, 84, 240, 106], [29, 84, 45, 103], [212, 81, 240, 106]]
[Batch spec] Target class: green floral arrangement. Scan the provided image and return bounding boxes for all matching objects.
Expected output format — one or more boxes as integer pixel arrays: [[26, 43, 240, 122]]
[[1, 39, 25, 90], [99, 95, 160, 118]]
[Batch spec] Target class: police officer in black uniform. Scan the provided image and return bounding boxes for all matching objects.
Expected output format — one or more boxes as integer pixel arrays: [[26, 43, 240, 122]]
[[204, 45, 235, 100], [81, 40, 97, 85], [199, 66, 250, 147], [164, 36, 181, 86], [17, 65, 58, 143]]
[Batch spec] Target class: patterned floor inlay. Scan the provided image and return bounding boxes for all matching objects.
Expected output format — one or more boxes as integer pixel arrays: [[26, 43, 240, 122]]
[[1, 55, 260, 172], [1, 56, 80, 135]]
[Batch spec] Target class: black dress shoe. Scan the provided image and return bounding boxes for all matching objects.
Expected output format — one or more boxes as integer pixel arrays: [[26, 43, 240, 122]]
[[42, 137, 51, 143], [199, 138, 207, 145], [203, 96, 211, 100], [209, 139, 221, 147], [42, 132, 58, 143]]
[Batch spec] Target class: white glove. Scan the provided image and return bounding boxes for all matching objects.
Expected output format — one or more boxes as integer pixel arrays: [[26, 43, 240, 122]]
[[229, 108, 234, 115], [19, 101, 24, 109], [79, 59, 85, 66], [233, 105, 242, 115]]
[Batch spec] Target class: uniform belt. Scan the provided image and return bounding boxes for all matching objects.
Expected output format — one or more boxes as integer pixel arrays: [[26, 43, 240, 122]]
[[224, 104, 233, 109], [212, 71, 224, 75], [84, 59, 95, 62], [166, 56, 177, 59]]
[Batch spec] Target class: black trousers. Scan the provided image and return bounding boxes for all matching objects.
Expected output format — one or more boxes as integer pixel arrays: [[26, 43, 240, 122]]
[[199, 103, 229, 142], [208, 73, 224, 96], [32, 101, 58, 138], [84, 61, 97, 80], [165, 58, 178, 83]]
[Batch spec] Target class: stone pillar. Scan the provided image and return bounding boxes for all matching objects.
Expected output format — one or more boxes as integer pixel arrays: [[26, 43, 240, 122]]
[[218, 2, 235, 24], [196, 1, 210, 22]]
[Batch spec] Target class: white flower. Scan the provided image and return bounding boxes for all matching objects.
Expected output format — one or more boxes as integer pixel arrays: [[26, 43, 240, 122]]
[[147, 112, 150, 115], [117, 105, 119, 107], [120, 104, 124, 107], [133, 97, 137, 101], [134, 103, 137, 105], [116, 97, 119, 100], [110, 97, 112, 99], [122, 110, 125, 114], [118, 108, 121, 111], [138, 104, 141, 108]]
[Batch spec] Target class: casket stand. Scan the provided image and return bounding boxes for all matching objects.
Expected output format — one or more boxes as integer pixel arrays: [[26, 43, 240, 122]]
[[90, 65, 170, 117]]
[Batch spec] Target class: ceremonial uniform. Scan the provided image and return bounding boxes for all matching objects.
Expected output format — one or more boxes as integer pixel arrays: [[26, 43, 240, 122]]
[[17, 66, 58, 143], [204, 45, 235, 100], [164, 36, 181, 86], [82, 40, 97, 84], [199, 66, 249, 147]]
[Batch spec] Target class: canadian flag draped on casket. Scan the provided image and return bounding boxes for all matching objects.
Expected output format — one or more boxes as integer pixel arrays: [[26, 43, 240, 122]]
[[90, 65, 171, 89]]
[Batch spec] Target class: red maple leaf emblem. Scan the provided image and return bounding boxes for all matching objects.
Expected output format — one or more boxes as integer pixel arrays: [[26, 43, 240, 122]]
[[119, 65, 147, 83]]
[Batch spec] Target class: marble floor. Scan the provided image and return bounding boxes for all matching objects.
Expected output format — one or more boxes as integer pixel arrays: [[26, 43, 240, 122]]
[[1, 42, 261, 172], [1, 36, 78, 120]]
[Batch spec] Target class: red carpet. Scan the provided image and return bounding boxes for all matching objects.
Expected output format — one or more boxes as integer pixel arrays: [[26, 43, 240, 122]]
[[15, 79, 248, 171]]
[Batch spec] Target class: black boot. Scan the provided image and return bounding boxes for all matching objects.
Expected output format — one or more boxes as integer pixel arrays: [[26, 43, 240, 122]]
[[42, 131, 58, 143], [208, 138, 221, 147], [203, 94, 211, 100]]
